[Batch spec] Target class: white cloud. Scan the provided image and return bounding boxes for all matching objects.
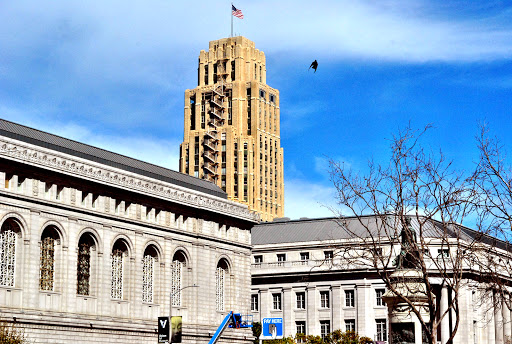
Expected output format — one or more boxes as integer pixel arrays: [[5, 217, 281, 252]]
[[1, 107, 180, 171], [284, 178, 337, 220]]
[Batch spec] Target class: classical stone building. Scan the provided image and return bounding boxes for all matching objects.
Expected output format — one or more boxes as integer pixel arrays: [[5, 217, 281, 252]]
[[0, 119, 257, 343], [250, 216, 512, 344], [179, 36, 284, 222]]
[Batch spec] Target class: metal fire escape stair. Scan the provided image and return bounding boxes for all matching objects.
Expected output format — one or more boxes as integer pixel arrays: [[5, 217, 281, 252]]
[[202, 83, 225, 182]]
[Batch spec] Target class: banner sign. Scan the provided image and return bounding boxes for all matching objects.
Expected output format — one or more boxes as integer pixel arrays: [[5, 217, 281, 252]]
[[158, 316, 170, 343], [171, 316, 182, 343]]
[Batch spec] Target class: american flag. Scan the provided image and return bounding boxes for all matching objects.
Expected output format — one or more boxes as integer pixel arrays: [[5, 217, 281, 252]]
[[232, 5, 244, 19]]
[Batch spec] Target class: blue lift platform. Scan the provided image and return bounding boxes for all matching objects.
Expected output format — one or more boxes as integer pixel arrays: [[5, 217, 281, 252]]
[[208, 311, 253, 344]]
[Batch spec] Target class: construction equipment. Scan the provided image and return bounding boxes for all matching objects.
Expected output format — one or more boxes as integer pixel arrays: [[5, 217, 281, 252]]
[[208, 311, 253, 344]]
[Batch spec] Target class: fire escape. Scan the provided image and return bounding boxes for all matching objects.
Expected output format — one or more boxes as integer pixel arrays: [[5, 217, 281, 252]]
[[202, 82, 225, 182]]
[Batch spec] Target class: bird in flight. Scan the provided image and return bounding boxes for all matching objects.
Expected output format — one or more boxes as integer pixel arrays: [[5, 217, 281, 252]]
[[309, 60, 318, 73]]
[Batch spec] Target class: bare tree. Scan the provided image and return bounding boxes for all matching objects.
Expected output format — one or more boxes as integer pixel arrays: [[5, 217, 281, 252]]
[[472, 123, 512, 340], [328, 125, 491, 344]]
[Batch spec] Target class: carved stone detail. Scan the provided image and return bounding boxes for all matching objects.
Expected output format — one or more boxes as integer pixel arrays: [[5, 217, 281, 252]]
[[0, 139, 259, 222]]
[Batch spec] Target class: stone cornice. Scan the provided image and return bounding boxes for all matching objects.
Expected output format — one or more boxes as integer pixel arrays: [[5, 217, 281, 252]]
[[0, 137, 259, 223]]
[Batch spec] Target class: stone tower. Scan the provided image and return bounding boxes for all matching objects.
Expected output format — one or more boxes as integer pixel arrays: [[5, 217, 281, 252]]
[[180, 36, 284, 221]]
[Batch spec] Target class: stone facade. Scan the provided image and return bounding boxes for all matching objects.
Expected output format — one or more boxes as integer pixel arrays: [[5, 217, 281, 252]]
[[0, 120, 257, 343], [251, 217, 512, 344], [180, 36, 284, 222]]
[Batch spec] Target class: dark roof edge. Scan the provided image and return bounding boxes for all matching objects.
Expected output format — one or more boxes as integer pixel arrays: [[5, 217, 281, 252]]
[[0, 118, 226, 199]]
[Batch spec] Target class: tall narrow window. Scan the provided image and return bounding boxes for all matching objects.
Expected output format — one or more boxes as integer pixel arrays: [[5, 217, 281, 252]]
[[0, 219, 19, 287], [251, 294, 259, 311], [172, 251, 187, 306], [216, 259, 229, 311], [345, 290, 355, 307], [143, 246, 158, 303], [320, 290, 330, 308], [296, 292, 305, 309], [273, 293, 282, 310], [40, 227, 59, 291], [77, 237, 92, 295], [111, 241, 128, 300], [376, 288, 385, 306]]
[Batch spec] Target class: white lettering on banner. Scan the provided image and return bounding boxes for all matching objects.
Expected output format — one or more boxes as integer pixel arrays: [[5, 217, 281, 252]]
[[159, 319, 167, 328]]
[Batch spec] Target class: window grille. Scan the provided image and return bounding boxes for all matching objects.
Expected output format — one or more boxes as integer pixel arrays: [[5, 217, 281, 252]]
[[0, 229, 16, 287], [40, 236, 55, 291], [111, 249, 123, 299], [171, 260, 183, 306], [215, 266, 225, 311], [77, 242, 91, 295], [142, 254, 154, 303]]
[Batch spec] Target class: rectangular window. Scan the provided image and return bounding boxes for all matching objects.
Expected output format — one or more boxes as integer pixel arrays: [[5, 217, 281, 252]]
[[320, 291, 330, 308], [272, 293, 282, 310], [300, 252, 309, 263], [254, 255, 263, 264], [376, 319, 387, 341], [296, 321, 306, 336], [320, 320, 330, 339], [345, 319, 355, 332], [376, 289, 385, 306], [324, 251, 333, 260], [251, 294, 259, 311], [345, 290, 355, 307], [277, 253, 286, 266], [296, 292, 305, 309], [438, 249, 450, 258]]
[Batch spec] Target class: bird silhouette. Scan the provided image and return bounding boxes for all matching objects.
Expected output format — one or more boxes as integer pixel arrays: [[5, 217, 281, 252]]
[[309, 60, 318, 73]]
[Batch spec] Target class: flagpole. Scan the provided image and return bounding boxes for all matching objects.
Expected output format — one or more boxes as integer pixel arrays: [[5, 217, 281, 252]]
[[230, 2, 233, 37]]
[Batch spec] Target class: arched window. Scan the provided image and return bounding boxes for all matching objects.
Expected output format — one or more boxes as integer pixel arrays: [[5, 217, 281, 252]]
[[77, 233, 96, 295], [40, 226, 60, 291], [0, 219, 20, 287], [171, 251, 187, 307], [216, 259, 229, 311], [111, 240, 129, 299], [142, 245, 158, 303]]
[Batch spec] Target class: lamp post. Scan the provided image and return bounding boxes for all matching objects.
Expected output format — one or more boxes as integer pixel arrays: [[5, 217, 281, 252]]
[[170, 283, 200, 320]]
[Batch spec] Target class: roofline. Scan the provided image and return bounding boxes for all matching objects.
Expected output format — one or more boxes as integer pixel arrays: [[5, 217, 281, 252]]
[[0, 118, 227, 199]]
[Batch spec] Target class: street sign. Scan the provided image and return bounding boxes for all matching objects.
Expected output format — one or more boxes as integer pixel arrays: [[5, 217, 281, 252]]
[[158, 316, 170, 343], [260, 318, 283, 340]]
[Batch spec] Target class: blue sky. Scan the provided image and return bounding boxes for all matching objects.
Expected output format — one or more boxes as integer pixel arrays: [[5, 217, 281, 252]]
[[2, 0, 512, 219]]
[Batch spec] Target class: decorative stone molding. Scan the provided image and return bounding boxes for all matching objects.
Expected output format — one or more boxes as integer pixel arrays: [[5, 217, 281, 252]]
[[0, 138, 259, 222]]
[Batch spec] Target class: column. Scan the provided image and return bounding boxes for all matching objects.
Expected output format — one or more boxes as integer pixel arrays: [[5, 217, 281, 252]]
[[332, 286, 342, 331], [503, 299, 511, 344], [440, 287, 450, 344], [306, 286, 318, 335], [283, 288, 292, 337], [487, 294, 496, 344], [495, 293, 504, 344]]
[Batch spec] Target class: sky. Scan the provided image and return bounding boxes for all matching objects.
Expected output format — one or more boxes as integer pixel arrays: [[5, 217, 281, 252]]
[[1, 0, 512, 220]]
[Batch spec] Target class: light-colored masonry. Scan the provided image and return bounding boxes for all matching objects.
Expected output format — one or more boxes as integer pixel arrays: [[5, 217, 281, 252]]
[[180, 36, 285, 222], [0, 135, 256, 344]]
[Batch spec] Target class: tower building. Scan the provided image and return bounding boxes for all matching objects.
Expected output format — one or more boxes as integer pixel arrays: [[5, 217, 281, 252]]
[[180, 37, 284, 221]]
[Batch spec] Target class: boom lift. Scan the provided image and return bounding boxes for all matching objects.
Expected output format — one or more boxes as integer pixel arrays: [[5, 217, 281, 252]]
[[208, 311, 253, 344]]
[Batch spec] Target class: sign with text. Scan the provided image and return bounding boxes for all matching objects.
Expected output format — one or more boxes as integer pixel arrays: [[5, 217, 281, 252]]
[[158, 316, 170, 343], [260, 318, 283, 340]]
